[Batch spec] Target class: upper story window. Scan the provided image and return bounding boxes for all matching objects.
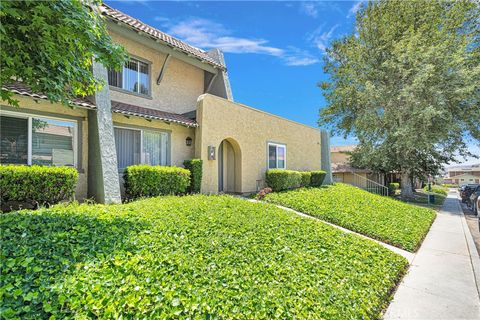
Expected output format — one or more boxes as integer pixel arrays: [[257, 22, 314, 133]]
[[108, 57, 150, 96], [268, 142, 286, 169]]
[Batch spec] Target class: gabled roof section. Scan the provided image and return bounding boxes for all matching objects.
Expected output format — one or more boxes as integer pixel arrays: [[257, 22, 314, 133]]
[[2, 82, 96, 109], [100, 3, 226, 70], [111, 101, 198, 127]]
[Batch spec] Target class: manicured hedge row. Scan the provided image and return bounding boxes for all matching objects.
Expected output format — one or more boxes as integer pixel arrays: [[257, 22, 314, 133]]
[[300, 171, 312, 187], [266, 169, 302, 191], [266, 169, 327, 191], [0, 195, 407, 319], [265, 183, 436, 252], [310, 170, 326, 187], [423, 185, 448, 196], [123, 165, 190, 200], [183, 159, 203, 193], [0, 165, 78, 210]]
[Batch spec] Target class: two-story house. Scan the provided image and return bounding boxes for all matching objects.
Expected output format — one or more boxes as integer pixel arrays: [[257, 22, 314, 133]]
[[443, 164, 480, 186], [0, 3, 332, 203]]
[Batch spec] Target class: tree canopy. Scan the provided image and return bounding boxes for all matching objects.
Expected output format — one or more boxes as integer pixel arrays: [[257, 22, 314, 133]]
[[319, 0, 480, 196], [0, 0, 126, 107]]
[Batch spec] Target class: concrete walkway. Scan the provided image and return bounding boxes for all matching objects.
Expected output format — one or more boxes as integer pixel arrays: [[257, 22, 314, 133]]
[[384, 191, 480, 319]]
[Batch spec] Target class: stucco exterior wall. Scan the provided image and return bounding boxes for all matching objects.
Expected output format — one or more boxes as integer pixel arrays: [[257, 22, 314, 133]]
[[112, 114, 195, 167], [331, 151, 350, 165], [108, 31, 204, 115], [195, 94, 322, 194], [1, 96, 89, 200]]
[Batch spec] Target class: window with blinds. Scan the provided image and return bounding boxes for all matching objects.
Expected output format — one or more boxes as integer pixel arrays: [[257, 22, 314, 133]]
[[0, 114, 76, 167], [108, 57, 150, 96], [114, 127, 169, 171]]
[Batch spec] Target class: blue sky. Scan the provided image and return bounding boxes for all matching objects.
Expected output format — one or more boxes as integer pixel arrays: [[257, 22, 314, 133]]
[[106, 0, 479, 165]]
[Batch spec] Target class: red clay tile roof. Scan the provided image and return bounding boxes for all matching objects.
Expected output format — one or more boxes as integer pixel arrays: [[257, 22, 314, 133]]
[[100, 4, 225, 70], [2, 82, 96, 109], [111, 101, 198, 127]]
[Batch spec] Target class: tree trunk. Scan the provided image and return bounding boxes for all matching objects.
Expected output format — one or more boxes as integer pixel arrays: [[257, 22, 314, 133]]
[[401, 171, 414, 199]]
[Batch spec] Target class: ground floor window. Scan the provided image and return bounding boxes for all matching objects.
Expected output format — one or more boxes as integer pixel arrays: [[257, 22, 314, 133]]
[[0, 113, 77, 167], [268, 142, 286, 169], [114, 126, 169, 171]]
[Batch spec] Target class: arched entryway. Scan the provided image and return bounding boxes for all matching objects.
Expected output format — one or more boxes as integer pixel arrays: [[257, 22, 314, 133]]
[[218, 138, 241, 193]]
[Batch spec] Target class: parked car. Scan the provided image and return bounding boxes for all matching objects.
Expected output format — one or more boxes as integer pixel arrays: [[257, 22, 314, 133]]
[[468, 185, 480, 215], [461, 184, 479, 203]]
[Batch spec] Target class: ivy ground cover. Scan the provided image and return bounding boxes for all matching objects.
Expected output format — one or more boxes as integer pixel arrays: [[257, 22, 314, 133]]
[[1, 195, 407, 319], [265, 184, 436, 252]]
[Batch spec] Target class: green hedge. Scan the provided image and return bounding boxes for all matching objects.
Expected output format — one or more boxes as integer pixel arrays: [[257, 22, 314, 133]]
[[266, 169, 302, 191], [300, 172, 312, 187], [423, 184, 448, 196], [123, 165, 190, 200], [265, 183, 436, 252], [310, 170, 327, 187], [442, 183, 459, 188], [183, 159, 203, 193], [388, 182, 400, 195], [0, 165, 78, 210], [0, 195, 407, 319]]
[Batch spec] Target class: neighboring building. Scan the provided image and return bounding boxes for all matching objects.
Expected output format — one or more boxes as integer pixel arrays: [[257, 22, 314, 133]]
[[0, 4, 331, 203], [443, 164, 480, 186], [331, 145, 384, 186]]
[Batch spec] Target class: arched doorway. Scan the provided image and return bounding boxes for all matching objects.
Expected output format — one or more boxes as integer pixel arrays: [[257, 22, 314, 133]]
[[218, 138, 241, 193]]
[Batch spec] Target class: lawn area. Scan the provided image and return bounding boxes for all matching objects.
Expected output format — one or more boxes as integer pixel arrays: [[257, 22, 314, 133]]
[[396, 190, 447, 209], [1, 195, 407, 319], [264, 184, 436, 252]]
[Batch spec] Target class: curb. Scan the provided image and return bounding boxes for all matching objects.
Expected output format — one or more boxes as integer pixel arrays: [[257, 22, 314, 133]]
[[458, 199, 480, 297]]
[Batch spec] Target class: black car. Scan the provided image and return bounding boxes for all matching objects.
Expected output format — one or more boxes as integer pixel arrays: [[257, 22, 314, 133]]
[[461, 184, 479, 203], [468, 185, 480, 215]]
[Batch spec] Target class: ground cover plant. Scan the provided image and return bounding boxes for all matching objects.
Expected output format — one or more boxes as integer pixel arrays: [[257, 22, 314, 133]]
[[265, 184, 436, 252], [1, 195, 407, 319]]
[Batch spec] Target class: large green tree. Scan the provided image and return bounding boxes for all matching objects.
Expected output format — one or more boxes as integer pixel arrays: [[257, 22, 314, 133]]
[[0, 0, 126, 107], [320, 0, 480, 197]]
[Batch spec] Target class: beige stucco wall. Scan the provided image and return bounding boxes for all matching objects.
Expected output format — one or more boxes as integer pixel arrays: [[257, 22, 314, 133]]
[[108, 31, 204, 115], [1, 95, 89, 200], [331, 151, 350, 164], [112, 113, 195, 167], [195, 94, 322, 194]]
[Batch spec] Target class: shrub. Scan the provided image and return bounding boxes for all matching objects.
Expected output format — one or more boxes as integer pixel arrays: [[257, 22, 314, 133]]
[[265, 169, 302, 191], [265, 183, 436, 252], [0, 165, 78, 211], [123, 165, 190, 199], [183, 159, 203, 193], [300, 171, 312, 187], [423, 184, 448, 196], [388, 182, 400, 195], [310, 170, 327, 187], [256, 187, 273, 200], [443, 183, 458, 188], [0, 195, 407, 319]]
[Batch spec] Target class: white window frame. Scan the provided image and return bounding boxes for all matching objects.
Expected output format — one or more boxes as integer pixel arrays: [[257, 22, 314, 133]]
[[113, 125, 170, 171], [108, 56, 151, 97], [268, 142, 287, 170], [0, 110, 78, 167]]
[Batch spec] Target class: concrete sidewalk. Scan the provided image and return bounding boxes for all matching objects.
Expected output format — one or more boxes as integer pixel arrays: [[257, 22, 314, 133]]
[[384, 191, 480, 319]]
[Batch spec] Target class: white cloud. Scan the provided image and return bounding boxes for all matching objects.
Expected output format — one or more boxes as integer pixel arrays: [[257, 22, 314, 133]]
[[157, 17, 319, 66], [308, 24, 339, 53], [300, 2, 319, 18], [348, 0, 366, 18]]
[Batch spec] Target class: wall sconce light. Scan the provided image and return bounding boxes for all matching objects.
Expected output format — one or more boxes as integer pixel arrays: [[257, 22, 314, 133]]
[[208, 146, 216, 160], [185, 137, 192, 147]]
